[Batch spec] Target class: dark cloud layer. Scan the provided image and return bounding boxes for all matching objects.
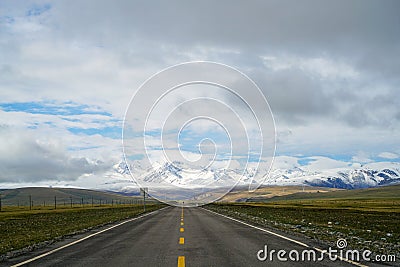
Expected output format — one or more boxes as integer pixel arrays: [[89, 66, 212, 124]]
[[54, 1, 399, 48], [46, 0, 400, 127], [0, 126, 111, 183]]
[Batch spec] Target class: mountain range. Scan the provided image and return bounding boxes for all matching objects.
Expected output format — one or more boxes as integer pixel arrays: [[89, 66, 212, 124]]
[[111, 158, 400, 190]]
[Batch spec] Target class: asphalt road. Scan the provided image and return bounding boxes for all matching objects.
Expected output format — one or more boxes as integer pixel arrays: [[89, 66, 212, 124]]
[[5, 206, 359, 267]]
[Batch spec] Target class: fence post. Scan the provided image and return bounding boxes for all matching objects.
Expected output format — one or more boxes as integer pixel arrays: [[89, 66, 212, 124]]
[[140, 188, 148, 212], [54, 196, 57, 210]]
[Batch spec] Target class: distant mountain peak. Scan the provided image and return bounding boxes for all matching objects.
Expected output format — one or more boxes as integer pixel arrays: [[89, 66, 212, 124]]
[[113, 161, 131, 175], [112, 159, 400, 190]]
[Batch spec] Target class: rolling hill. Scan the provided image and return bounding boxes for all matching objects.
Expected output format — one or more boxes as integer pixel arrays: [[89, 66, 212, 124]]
[[0, 187, 144, 207], [220, 184, 400, 203]]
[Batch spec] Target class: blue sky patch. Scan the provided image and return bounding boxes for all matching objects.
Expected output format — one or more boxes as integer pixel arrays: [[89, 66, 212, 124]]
[[68, 145, 102, 151], [298, 158, 317, 166], [26, 3, 51, 17], [126, 154, 145, 161], [0, 101, 112, 117], [68, 126, 121, 139], [0, 16, 15, 24]]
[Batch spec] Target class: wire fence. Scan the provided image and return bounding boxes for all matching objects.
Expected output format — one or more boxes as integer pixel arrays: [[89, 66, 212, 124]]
[[0, 193, 155, 212]]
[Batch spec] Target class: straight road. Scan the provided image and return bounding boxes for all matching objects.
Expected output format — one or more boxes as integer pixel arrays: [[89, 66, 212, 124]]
[[5, 207, 358, 267]]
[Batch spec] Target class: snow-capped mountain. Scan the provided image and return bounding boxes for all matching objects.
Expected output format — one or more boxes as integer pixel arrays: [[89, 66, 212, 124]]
[[114, 158, 400, 190], [114, 161, 131, 175], [130, 161, 254, 188], [266, 163, 400, 189]]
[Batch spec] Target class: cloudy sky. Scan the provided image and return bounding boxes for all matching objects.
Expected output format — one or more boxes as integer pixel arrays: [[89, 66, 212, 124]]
[[0, 0, 399, 188]]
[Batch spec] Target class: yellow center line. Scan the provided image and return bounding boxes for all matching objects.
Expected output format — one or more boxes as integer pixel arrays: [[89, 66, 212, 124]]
[[177, 256, 185, 267], [178, 208, 185, 267]]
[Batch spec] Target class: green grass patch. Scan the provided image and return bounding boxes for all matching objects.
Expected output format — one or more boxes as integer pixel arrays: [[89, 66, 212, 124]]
[[0, 204, 165, 256], [244, 198, 400, 212]]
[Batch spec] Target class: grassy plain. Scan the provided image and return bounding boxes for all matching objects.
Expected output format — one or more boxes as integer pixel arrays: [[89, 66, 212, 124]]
[[0, 204, 165, 256], [207, 184, 400, 259], [0, 187, 145, 207]]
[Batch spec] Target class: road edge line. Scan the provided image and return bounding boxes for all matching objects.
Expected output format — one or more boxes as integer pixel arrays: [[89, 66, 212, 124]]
[[202, 207, 309, 247], [201, 207, 368, 267], [11, 206, 170, 267]]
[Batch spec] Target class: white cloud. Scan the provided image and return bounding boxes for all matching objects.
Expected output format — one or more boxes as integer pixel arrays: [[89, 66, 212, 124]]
[[303, 156, 350, 172], [0, 126, 112, 183], [351, 151, 373, 164], [378, 152, 399, 159], [0, 1, 399, 187], [261, 55, 359, 79]]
